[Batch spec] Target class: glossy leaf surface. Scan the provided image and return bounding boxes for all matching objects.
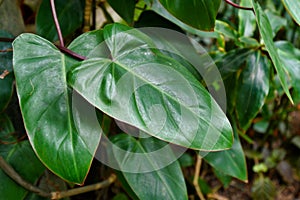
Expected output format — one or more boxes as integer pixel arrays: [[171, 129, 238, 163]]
[[281, 0, 300, 25], [276, 41, 300, 103], [156, 0, 221, 31], [251, 0, 293, 104], [144, 0, 220, 37], [112, 134, 188, 200], [36, 0, 83, 42], [0, 115, 45, 199], [13, 34, 101, 184], [0, 30, 14, 112], [68, 24, 233, 151], [200, 121, 247, 181], [107, 0, 135, 25], [236, 51, 270, 130]]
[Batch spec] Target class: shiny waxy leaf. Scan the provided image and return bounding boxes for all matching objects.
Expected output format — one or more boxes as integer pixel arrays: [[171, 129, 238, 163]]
[[251, 0, 293, 104], [107, 0, 136, 25], [36, 0, 83, 42], [200, 121, 247, 181], [238, 0, 256, 37], [276, 41, 300, 103], [281, 0, 300, 25], [112, 134, 188, 200], [68, 24, 233, 151], [0, 30, 14, 112], [143, 0, 220, 36], [236, 51, 270, 130], [0, 115, 45, 199], [13, 34, 101, 184]]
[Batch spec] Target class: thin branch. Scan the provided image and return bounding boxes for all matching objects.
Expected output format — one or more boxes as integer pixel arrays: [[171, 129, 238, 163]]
[[51, 174, 117, 199], [0, 156, 116, 199], [223, 0, 253, 11], [193, 155, 205, 200], [0, 156, 51, 198], [50, 0, 65, 47], [0, 48, 13, 52], [0, 37, 14, 42]]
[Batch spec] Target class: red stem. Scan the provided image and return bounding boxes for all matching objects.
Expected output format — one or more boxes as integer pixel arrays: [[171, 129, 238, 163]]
[[223, 0, 253, 11], [50, 0, 65, 47]]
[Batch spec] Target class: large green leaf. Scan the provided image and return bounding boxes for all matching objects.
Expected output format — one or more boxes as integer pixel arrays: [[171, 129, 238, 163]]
[[0, 115, 45, 200], [200, 121, 247, 181], [13, 34, 101, 184], [251, 0, 293, 104], [236, 51, 270, 130], [143, 0, 220, 37], [107, 0, 136, 25], [36, 0, 83, 42], [281, 0, 300, 25], [68, 23, 233, 151], [265, 10, 287, 38], [0, 30, 14, 113], [112, 134, 188, 200]]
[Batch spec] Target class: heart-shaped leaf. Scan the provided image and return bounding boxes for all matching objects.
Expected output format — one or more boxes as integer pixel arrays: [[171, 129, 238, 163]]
[[13, 34, 101, 184], [68, 23, 233, 151]]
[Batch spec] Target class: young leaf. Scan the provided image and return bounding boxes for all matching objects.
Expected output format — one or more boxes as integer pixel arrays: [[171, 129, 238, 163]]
[[13, 34, 101, 184], [111, 134, 188, 200], [36, 0, 83, 42], [251, 0, 294, 104], [236, 51, 270, 130], [281, 0, 300, 25], [68, 23, 233, 151]]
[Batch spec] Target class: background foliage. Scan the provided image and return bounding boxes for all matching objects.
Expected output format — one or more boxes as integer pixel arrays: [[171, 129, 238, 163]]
[[0, 0, 300, 199]]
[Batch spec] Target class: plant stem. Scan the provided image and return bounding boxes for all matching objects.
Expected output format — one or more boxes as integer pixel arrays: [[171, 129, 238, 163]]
[[50, 0, 65, 47], [0, 156, 51, 198], [55, 45, 86, 60], [223, 0, 253, 11], [193, 155, 205, 200], [0, 155, 116, 199], [51, 174, 117, 199]]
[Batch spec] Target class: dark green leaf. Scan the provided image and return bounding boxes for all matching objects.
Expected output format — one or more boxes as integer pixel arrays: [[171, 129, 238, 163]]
[[0, 115, 45, 200], [281, 0, 300, 25], [13, 34, 101, 184], [68, 23, 233, 151], [265, 10, 287, 38], [36, 0, 83, 42], [107, 0, 135, 25], [236, 51, 270, 130], [200, 121, 248, 181], [143, 0, 220, 37], [112, 134, 188, 200], [251, 0, 293, 104], [0, 30, 14, 112], [276, 41, 300, 103]]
